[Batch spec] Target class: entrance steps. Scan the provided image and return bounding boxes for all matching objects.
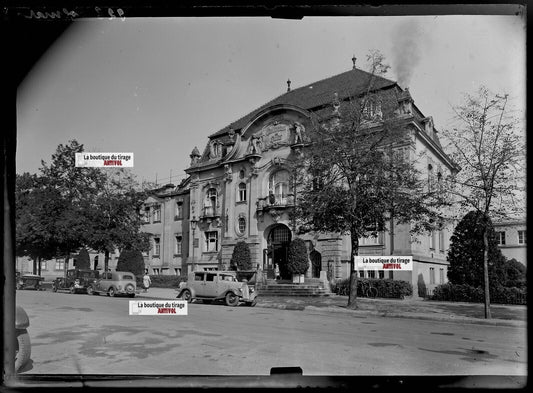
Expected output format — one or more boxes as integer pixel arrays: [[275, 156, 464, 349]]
[[256, 278, 333, 297]]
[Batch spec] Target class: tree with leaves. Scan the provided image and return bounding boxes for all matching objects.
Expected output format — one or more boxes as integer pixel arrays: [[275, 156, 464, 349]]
[[84, 168, 151, 271], [295, 51, 446, 309], [229, 241, 252, 271], [441, 87, 525, 318], [38, 140, 107, 277], [447, 211, 506, 289], [15, 172, 57, 275]]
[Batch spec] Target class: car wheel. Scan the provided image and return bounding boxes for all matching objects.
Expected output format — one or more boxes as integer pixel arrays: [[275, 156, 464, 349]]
[[69, 285, 76, 294], [108, 287, 116, 297], [181, 289, 193, 303], [225, 292, 239, 307], [248, 299, 257, 307], [15, 329, 31, 373], [87, 286, 94, 295], [52, 285, 57, 292]]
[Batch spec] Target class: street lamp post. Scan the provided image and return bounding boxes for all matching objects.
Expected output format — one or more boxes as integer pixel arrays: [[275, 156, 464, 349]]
[[190, 216, 198, 274]]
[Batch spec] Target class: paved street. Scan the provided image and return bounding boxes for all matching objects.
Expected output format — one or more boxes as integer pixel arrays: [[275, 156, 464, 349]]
[[15, 290, 526, 376]]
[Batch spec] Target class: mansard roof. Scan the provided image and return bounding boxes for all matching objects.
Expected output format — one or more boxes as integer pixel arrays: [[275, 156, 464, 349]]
[[209, 67, 397, 138]]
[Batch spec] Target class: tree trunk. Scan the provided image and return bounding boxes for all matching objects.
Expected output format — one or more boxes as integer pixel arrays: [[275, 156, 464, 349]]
[[483, 228, 491, 319], [64, 254, 70, 279], [347, 233, 359, 309], [104, 250, 110, 272], [37, 256, 41, 276], [32, 257, 37, 275]]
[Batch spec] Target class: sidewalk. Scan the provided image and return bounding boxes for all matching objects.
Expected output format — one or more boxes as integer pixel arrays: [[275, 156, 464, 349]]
[[137, 287, 527, 327]]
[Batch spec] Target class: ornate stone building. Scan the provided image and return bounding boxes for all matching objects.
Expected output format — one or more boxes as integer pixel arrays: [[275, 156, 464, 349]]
[[136, 63, 462, 298], [176, 63, 459, 296]]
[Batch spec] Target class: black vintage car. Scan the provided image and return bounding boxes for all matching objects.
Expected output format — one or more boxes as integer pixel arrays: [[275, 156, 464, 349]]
[[52, 269, 100, 294], [16, 273, 44, 290]]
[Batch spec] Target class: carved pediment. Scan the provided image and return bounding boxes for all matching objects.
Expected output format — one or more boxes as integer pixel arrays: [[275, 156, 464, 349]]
[[256, 121, 291, 151]]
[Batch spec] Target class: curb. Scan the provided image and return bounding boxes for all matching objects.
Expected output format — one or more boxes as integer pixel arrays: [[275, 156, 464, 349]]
[[134, 292, 526, 327]]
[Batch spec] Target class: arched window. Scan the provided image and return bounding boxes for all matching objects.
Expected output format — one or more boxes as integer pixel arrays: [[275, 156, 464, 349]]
[[269, 170, 290, 205], [238, 183, 247, 202]]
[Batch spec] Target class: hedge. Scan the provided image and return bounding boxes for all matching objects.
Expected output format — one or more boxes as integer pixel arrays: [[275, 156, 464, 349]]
[[331, 278, 412, 299], [136, 275, 184, 289], [431, 283, 527, 305]]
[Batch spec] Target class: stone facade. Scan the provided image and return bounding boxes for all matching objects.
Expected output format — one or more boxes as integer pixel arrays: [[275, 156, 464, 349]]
[[141, 67, 464, 294]]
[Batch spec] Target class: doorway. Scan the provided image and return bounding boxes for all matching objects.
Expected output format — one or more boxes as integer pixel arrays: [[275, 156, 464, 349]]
[[264, 224, 292, 280]]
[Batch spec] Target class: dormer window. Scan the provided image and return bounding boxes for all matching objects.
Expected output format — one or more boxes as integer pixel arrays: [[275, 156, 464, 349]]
[[362, 100, 382, 121]]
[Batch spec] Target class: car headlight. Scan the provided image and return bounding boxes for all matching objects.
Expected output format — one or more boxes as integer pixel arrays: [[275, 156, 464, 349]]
[[249, 287, 255, 293]]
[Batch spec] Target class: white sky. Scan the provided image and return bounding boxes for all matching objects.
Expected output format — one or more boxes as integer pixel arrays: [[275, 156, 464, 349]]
[[16, 14, 526, 185]]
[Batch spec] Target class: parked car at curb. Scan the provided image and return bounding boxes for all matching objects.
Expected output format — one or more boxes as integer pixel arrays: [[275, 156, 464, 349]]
[[177, 271, 257, 307], [87, 271, 137, 297], [16, 274, 44, 291], [52, 269, 99, 294], [15, 306, 31, 373]]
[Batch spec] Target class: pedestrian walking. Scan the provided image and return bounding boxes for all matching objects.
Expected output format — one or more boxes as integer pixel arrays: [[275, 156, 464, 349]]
[[143, 270, 152, 293]]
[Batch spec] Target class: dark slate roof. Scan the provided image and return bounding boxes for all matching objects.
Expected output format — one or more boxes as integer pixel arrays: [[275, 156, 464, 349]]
[[209, 67, 398, 138]]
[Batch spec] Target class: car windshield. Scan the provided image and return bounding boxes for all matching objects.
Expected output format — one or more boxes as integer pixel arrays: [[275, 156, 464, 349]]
[[121, 274, 134, 280], [220, 275, 236, 282]]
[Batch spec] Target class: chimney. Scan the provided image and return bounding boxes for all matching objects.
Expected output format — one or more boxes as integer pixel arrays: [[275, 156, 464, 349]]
[[352, 55, 357, 69], [287, 78, 291, 92]]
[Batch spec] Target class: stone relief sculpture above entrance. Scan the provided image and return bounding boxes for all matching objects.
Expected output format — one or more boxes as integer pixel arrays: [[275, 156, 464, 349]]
[[256, 121, 291, 152]]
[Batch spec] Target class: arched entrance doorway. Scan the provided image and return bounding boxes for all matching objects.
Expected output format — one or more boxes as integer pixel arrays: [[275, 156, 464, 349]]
[[264, 224, 292, 280], [310, 249, 322, 278]]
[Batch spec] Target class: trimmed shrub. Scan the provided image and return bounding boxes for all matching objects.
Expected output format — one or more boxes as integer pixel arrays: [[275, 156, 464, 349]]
[[431, 282, 526, 305], [332, 278, 412, 299], [117, 249, 145, 277], [146, 275, 184, 288], [229, 241, 252, 271], [286, 238, 309, 275], [76, 248, 91, 269]]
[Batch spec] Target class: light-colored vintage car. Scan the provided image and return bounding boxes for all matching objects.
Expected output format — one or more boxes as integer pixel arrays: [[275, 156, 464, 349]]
[[87, 271, 136, 298], [176, 271, 257, 307]]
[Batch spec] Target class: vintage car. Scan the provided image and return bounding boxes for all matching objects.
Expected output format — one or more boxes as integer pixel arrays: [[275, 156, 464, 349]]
[[87, 271, 137, 297], [15, 306, 31, 373], [52, 269, 100, 294], [176, 271, 257, 307], [16, 274, 44, 290]]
